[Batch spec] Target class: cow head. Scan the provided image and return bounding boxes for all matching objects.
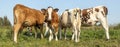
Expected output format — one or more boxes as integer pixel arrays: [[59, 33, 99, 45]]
[[73, 8, 81, 20], [43, 6, 59, 22], [68, 8, 81, 19], [47, 6, 53, 21], [76, 8, 81, 19]]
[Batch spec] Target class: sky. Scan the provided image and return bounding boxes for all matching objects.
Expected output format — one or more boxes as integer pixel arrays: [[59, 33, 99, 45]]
[[0, 0, 120, 26]]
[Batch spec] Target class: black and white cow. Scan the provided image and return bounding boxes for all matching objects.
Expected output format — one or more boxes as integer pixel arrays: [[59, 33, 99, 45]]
[[81, 5, 110, 40]]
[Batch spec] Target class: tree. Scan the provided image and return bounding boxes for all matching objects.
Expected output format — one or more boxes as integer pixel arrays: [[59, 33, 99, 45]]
[[3, 16, 11, 26], [0, 17, 3, 26]]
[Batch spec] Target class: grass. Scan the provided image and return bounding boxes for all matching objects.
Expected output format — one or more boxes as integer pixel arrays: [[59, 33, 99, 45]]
[[0, 26, 120, 47]]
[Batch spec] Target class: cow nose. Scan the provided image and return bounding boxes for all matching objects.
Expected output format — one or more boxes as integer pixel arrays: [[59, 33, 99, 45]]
[[47, 17, 52, 21], [47, 19, 51, 21]]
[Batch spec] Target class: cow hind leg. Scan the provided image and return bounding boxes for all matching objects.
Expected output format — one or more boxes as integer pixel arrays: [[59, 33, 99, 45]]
[[64, 28, 67, 40], [13, 24, 22, 43], [34, 26, 37, 38], [40, 25, 44, 39], [100, 17, 110, 40], [59, 26, 62, 39]]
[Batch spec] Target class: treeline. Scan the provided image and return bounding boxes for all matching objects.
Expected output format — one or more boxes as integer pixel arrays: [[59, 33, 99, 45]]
[[112, 23, 120, 29], [0, 16, 11, 26]]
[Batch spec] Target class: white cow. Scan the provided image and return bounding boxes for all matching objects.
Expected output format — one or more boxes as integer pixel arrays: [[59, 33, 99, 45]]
[[81, 5, 110, 40], [60, 8, 81, 42]]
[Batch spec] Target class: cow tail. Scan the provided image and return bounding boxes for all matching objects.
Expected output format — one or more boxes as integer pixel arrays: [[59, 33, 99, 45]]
[[13, 7, 17, 24], [103, 6, 108, 16]]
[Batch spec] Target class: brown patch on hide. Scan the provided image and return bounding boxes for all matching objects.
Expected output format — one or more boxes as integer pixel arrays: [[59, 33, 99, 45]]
[[95, 8, 99, 12], [82, 9, 88, 16], [81, 9, 90, 23]]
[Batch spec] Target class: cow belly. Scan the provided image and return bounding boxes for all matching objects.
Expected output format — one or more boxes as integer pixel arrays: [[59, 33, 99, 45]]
[[52, 22, 58, 26], [23, 17, 36, 26]]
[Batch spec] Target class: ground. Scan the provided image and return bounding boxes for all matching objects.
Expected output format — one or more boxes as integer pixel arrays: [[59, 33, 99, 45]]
[[0, 26, 120, 47]]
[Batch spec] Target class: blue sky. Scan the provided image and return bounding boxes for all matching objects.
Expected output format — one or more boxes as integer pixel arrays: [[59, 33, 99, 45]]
[[0, 0, 120, 26]]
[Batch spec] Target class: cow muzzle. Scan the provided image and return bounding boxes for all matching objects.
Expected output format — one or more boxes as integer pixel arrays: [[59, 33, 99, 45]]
[[47, 15, 52, 21]]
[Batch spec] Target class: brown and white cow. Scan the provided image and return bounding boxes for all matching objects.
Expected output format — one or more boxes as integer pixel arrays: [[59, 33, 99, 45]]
[[81, 6, 110, 40], [13, 4, 47, 43], [42, 6, 59, 41], [60, 8, 81, 42]]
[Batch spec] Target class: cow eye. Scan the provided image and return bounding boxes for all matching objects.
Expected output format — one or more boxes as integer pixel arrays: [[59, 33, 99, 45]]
[[46, 13, 48, 15], [88, 17, 90, 19], [74, 13, 77, 16], [74, 14, 76, 16]]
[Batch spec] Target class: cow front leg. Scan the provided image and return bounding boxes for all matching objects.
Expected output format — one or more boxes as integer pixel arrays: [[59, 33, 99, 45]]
[[49, 29, 53, 41], [44, 23, 49, 36], [77, 28, 81, 42], [55, 31, 58, 41], [55, 27, 58, 41], [74, 28, 78, 42], [77, 23, 81, 42]]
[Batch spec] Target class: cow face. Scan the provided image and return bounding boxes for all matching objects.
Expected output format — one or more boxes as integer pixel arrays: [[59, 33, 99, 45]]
[[46, 6, 59, 21], [47, 6, 53, 21], [74, 8, 81, 20], [68, 8, 80, 19], [73, 11, 78, 19]]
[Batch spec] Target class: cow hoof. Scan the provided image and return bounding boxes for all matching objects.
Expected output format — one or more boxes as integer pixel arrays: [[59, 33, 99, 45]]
[[75, 40, 79, 43], [78, 40, 80, 42], [49, 37, 53, 42], [56, 39, 58, 41], [14, 41, 17, 43], [71, 38, 74, 41], [49, 38, 52, 42], [106, 39, 109, 41], [65, 37, 67, 40], [75, 41, 79, 43]]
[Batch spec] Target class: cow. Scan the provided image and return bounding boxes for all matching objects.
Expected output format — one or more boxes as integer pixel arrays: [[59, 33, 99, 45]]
[[13, 4, 47, 43], [60, 8, 81, 42], [81, 5, 110, 40], [42, 6, 59, 41]]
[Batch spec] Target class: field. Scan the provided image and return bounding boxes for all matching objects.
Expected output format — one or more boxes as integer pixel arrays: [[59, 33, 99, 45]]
[[0, 25, 120, 47]]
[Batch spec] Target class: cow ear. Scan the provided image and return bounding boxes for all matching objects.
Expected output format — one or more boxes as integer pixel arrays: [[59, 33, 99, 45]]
[[78, 9, 81, 14], [41, 8, 46, 13], [68, 12, 71, 15], [65, 9, 69, 11], [54, 8, 59, 12]]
